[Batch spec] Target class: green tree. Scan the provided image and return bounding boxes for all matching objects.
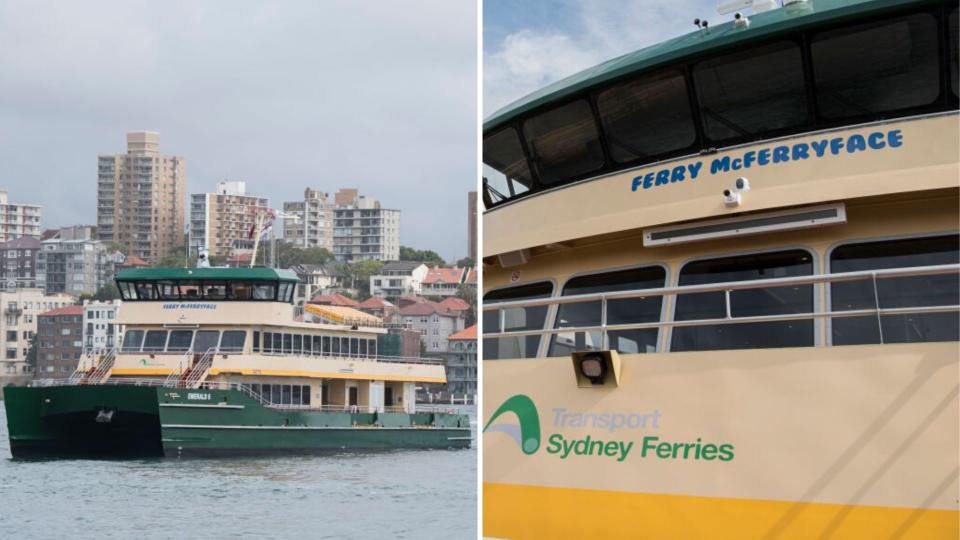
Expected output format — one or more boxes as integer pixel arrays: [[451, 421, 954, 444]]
[[276, 243, 334, 268], [455, 257, 475, 268], [348, 260, 384, 299], [25, 333, 38, 370], [456, 283, 477, 327], [399, 246, 445, 266]]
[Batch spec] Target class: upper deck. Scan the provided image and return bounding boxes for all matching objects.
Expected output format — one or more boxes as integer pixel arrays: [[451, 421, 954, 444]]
[[483, 0, 958, 256]]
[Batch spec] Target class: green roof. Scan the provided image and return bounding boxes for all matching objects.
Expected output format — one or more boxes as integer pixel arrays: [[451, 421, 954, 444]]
[[484, 0, 931, 132], [115, 267, 299, 283]]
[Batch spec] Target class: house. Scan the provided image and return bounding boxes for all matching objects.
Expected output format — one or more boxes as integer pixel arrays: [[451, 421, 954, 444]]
[[399, 301, 465, 353], [369, 261, 428, 298], [445, 325, 476, 398], [356, 296, 398, 323], [291, 263, 345, 307], [421, 267, 467, 297]]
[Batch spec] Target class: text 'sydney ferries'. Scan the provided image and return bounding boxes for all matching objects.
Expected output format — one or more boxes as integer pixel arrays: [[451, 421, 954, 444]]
[[631, 129, 904, 192]]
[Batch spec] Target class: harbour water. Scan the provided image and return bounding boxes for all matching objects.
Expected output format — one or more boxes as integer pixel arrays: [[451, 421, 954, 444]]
[[0, 405, 477, 539]]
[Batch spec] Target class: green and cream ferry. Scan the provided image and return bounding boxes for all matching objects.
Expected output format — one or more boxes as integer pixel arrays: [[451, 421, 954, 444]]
[[4, 267, 470, 458], [482, 0, 957, 538]]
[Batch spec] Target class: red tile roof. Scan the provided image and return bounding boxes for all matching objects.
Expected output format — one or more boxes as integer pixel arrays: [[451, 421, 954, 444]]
[[121, 255, 150, 267], [438, 297, 470, 311], [398, 301, 460, 317], [358, 296, 396, 309], [448, 325, 476, 340], [40, 305, 83, 317], [423, 267, 465, 284], [465, 268, 477, 284], [309, 293, 359, 307]]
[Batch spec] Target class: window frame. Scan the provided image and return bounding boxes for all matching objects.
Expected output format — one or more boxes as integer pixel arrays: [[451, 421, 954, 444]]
[[483, 279, 557, 360]]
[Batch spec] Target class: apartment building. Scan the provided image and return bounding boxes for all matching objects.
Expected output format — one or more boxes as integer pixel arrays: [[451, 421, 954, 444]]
[[283, 188, 333, 250], [0, 190, 42, 243], [36, 226, 112, 296], [290, 263, 345, 307], [399, 301, 465, 353], [0, 237, 41, 290], [445, 325, 477, 398], [0, 289, 74, 382], [332, 189, 400, 262], [83, 299, 121, 351], [370, 261, 428, 298], [189, 181, 269, 259], [96, 131, 185, 263], [36, 305, 84, 376]]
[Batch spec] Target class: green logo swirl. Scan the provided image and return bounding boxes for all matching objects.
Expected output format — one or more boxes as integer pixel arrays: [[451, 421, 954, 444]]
[[483, 394, 541, 454]]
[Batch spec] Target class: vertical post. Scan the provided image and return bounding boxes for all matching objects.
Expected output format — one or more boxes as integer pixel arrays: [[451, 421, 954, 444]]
[[600, 296, 608, 350], [724, 289, 732, 319], [871, 272, 885, 344]]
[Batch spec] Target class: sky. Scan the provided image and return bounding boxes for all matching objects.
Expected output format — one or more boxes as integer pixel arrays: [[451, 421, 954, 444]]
[[483, 0, 717, 116], [0, 1, 477, 262]]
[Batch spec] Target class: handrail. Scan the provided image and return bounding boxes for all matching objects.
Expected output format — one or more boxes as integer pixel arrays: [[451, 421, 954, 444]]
[[483, 263, 960, 349], [85, 348, 116, 385], [183, 348, 215, 388]]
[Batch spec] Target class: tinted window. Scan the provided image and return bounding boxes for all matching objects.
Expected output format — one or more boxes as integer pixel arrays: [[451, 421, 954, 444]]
[[313, 336, 322, 355], [220, 330, 246, 352], [253, 331, 260, 352], [135, 282, 158, 300], [282, 333, 292, 354], [484, 128, 534, 204], [263, 332, 275, 353], [350, 338, 359, 357], [830, 235, 959, 345], [522, 100, 605, 185], [193, 330, 220, 353], [322, 336, 331, 355], [252, 283, 276, 300], [143, 330, 168, 352], [694, 41, 809, 142], [293, 334, 303, 354], [951, 9, 958, 97], [671, 250, 815, 351], [157, 281, 179, 300], [484, 282, 553, 360], [812, 13, 940, 119], [598, 69, 696, 163], [121, 330, 144, 352], [203, 282, 227, 300], [167, 331, 194, 352], [332, 337, 341, 355], [549, 267, 666, 356]]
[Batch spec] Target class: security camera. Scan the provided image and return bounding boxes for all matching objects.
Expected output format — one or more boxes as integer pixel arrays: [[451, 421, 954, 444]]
[[734, 177, 750, 192], [723, 189, 741, 207]]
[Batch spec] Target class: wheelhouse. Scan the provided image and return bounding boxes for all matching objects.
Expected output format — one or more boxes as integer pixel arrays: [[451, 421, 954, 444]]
[[114, 267, 299, 303]]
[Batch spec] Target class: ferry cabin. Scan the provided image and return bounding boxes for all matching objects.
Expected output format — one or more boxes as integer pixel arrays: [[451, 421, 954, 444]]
[[78, 267, 442, 413], [482, 0, 958, 538]]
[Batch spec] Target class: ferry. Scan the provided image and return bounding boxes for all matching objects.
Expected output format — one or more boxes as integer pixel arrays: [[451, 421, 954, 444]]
[[481, 0, 958, 538], [4, 267, 470, 458]]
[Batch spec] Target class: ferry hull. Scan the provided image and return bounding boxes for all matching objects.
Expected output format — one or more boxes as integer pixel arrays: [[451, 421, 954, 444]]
[[4, 385, 471, 459]]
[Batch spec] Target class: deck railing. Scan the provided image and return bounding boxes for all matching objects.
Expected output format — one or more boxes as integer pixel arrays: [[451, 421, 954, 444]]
[[482, 264, 960, 348]]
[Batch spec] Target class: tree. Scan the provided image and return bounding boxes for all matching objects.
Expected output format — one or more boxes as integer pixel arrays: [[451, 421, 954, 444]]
[[25, 333, 38, 371], [348, 260, 384, 299], [456, 283, 477, 327], [399, 246, 444, 266], [455, 257, 475, 268], [276, 243, 333, 268], [106, 241, 128, 255]]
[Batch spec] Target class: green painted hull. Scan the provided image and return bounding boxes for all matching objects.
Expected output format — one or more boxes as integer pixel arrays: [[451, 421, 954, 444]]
[[4, 385, 471, 459]]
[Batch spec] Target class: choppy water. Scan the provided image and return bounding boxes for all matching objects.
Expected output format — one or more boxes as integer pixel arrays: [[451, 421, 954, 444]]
[[0, 405, 477, 539]]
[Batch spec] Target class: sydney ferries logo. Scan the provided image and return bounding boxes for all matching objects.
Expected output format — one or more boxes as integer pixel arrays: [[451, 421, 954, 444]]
[[484, 394, 735, 463]]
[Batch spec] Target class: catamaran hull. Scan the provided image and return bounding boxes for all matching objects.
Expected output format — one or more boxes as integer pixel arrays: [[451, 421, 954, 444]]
[[4, 385, 471, 459]]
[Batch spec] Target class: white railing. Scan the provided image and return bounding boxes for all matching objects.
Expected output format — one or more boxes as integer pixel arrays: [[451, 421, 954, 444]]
[[184, 349, 214, 388], [482, 264, 960, 348]]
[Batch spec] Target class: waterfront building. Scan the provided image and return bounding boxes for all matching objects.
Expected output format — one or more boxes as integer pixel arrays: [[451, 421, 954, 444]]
[[332, 189, 400, 262], [399, 301, 465, 353], [290, 263, 345, 307], [96, 131, 185, 263], [0, 237, 41, 290], [421, 266, 467, 297], [370, 261, 428, 298], [467, 191, 477, 261], [82, 299, 121, 352], [36, 226, 112, 296], [0, 190, 42, 243], [444, 324, 476, 398], [0, 289, 73, 382], [283, 188, 334, 250], [188, 181, 269, 259], [36, 305, 84, 376]]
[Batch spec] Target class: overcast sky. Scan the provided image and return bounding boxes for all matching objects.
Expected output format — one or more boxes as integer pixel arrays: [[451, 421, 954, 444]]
[[0, 0, 477, 262], [483, 0, 716, 116]]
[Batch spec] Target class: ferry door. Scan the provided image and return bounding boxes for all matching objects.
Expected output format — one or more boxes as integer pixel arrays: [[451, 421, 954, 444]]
[[348, 387, 358, 407], [384, 387, 394, 407]]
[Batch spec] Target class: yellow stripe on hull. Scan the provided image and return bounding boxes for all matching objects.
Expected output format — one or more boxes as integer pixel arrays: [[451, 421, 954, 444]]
[[483, 483, 959, 540], [207, 368, 446, 383]]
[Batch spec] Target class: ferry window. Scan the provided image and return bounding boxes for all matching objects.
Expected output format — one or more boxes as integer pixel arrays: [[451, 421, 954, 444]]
[[313, 336, 322, 355], [121, 330, 144, 352], [369, 339, 376, 357], [303, 335, 312, 355], [332, 336, 341, 355], [693, 41, 809, 142], [281, 385, 292, 405], [143, 330, 168, 352], [278, 282, 292, 303], [167, 330, 194, 352], [350, 338, 359, 357], [135, 282, 158, 300], [179, 282, 201, 299], [950, 9, 958, 97], [221, 331, 246, 352], [483, 128, 534, 203], [194, 330, 220, 353], [118, 282, 135, 300], [253, 331, 260, 352], [227, 282, 253, 300], [252, 283, 276, 301], [671, 250, 815, 352], [157, 281, 179, 300], [293, 334, 303, 354], [292, 385, 301, 405], [830, 234, 959, 345], [484, 281, 554, 360], [811, 13, 940, 119], [548, 267, 666, 357], [359, 339, 367, 357], [301, 385, 311, 405], [322, 336, 331, 355], [597, 69, 696, 163], [262, 332, 274, 353], [522, 99, 605, 185], [203, 282, 227, 300], [282, 333, 292, 354]]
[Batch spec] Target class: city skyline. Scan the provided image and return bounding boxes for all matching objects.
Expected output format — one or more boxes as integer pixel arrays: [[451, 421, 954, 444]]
[[0, 1, 476, 261]]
